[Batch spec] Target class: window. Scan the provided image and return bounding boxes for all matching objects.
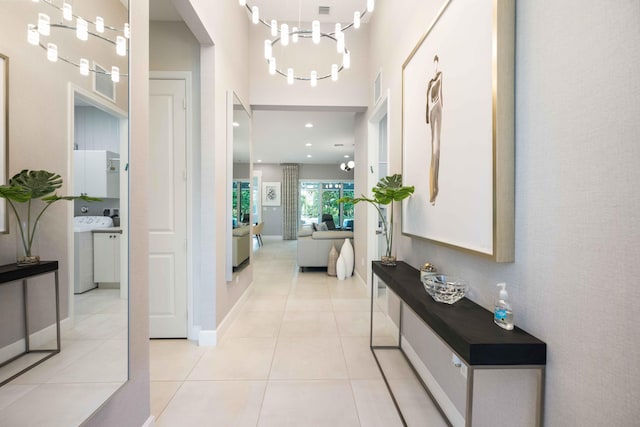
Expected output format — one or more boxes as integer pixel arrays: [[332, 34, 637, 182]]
[[232, 180, 251, 227], [300, 181, 354, 229]]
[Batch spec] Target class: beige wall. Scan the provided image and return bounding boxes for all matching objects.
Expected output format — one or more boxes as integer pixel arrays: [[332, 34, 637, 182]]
[[368, 0, 640, 424], [0, 0, 127, 344]]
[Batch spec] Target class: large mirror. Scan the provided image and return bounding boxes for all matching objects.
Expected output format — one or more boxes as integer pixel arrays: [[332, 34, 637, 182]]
[[0, 0, 129, 424], [227, 92, 251, 281], [0, 54, 6, 234]]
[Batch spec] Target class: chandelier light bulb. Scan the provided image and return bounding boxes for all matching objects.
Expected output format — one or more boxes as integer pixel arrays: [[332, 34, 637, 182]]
[[46, 43, 58, 62], [337, 32, 345, 53], [343, 50, 351, 69], [281, 23, 289, 46], [335, 23, 342, 37], [79, 58, 89, 76], [111, 66, 120, 83], [76, 17, 88, 41], [95, 16, 105, 33], [292, 27, 299, 43], [340, 162, 346, 171], [354, 11, 361, 29], [27, 24, 40, 46], [62, 2, 72, 21], [251, 6, 259, 24], [287, 68, 294, 85], [310, 70, 317, 87], [124, 23, 130, 39], [238, 0, 246, 6], [268, 57, 276, 75], [367, 0, 375, 13], [116, 36, 127, 56], [331, 64, 339, 81], [312, 20, 320, 44], [264, 39, 272, 59], [38, 13, 50, 36], [270, 20, 277, 37], [348, 160, 355, 169]]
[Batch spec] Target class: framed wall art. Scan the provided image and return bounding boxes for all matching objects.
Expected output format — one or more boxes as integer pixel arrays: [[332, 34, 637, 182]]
[[262, 181, 281, 207], [401, 0, 515, 262]]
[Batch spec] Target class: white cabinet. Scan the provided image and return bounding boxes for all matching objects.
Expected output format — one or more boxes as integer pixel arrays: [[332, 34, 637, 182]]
[[74, 150, 119, 198], [93, 232, 121, 283]]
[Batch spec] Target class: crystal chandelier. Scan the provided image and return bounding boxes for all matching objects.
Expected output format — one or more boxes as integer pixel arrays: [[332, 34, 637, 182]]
[[239, 0, 374, 85], [27, 0, 129, 83]]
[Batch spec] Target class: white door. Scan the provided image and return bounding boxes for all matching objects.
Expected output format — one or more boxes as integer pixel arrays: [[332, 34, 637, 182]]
[[149, 79, 188, 338]]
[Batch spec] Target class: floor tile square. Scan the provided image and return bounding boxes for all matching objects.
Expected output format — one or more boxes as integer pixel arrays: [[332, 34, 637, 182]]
[[270, 335, 348, 380]]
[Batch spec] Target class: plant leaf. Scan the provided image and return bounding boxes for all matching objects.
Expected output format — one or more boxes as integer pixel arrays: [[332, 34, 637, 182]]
[[8, 170, 63, 199]]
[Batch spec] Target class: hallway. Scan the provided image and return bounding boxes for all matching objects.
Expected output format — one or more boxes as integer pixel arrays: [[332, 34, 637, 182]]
[[150, 237, 447, 426]]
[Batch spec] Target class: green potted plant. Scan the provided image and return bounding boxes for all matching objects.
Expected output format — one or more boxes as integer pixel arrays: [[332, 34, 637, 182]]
[[0, 170, 99, 266], [338, 173, 414, 266]]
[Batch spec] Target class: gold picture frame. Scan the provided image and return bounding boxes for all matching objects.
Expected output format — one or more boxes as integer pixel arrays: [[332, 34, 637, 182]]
[[401, 0, 515, 262]]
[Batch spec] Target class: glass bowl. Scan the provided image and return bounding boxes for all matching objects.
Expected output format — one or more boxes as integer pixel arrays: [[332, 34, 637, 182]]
[[422, 274, 469, 304]]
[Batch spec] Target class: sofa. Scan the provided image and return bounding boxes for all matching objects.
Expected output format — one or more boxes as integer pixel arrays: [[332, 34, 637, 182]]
[[232, 225, 251, 267], [297, 226, 354, 269]]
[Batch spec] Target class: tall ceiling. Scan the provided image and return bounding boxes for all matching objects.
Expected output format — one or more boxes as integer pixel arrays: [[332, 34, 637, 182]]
[[150, 0, 367, 165]]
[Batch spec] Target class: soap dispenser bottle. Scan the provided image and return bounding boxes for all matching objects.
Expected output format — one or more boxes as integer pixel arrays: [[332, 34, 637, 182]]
[[494, 283, 514, 330]]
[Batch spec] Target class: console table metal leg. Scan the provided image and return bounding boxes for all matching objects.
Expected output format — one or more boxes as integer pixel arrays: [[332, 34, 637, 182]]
[[465, 367, 475, 427], [54, 271, 61, 352], [536, 366, 546, 427], [22, 279, 30, 353]]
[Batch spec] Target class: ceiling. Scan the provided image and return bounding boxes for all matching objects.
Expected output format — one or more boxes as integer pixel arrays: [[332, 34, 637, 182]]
[[151, 0, 364, 165]]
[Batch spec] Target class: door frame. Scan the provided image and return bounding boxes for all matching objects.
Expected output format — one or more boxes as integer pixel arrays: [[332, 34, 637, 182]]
[[67, 84, 128, 328], [149, 71, 194, 340], [366, 89, 391, 294]]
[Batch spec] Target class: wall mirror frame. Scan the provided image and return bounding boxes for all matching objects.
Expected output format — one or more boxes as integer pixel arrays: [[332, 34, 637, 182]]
[[226, 91, 252, 281], [0, 54, 7, 234], [0, 0, 130, 423]]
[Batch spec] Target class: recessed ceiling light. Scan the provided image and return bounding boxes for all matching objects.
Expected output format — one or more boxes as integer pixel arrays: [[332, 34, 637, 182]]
[[305, 143, 312, 147], [233, 122, 240, 127], [305, 123, 313, 128], [307, 154, 312, 158], [344, 155, 350, 158], [257, 159, 263, 163]]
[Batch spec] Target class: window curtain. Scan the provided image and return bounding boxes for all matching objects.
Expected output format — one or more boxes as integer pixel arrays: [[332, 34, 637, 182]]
[[282, 164, 299, 240]]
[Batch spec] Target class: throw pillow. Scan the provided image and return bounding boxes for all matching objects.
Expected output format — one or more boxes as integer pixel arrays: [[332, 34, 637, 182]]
[[298, 226, 313, 237], [319, 222, 329, 231], [312, 223, 319, 231]]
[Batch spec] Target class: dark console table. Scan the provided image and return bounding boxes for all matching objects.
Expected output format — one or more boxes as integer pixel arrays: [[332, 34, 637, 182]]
[[0, 261, 60, 386], [371, 261, 546, 426]]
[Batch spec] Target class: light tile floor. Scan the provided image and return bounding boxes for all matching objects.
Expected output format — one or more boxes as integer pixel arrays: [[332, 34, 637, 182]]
[[152, 237, 448, 427], [0, 288, 127, 427]]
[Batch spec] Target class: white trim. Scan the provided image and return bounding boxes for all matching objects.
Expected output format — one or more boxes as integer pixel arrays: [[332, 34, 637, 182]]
[[198, 330, 217, 347], [149, 71, 194, 340], [141, 415, 156, 427], [401, 338, 466, 427], [0, 317, 72, 362]]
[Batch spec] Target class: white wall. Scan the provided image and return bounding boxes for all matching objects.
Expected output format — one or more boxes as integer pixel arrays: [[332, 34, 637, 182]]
[[368, 0, 640, 424], [179, 0, 252, 328]]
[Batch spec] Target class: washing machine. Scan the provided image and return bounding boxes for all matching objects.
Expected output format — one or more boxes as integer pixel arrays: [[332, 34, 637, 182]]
[[74, 216, 114, 294]]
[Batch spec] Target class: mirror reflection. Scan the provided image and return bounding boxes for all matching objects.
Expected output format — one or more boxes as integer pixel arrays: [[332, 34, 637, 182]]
[[231, 94, 251, 274], [0, 0, 129, 424]]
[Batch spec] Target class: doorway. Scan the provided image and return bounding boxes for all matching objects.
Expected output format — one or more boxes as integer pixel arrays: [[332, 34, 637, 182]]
[[68, 86, 129, 327]]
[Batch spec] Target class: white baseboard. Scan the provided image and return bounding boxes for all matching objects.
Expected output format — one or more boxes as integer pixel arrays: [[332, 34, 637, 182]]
[[198, 330, 217, 347], [141, 415, 155, 427], [0, 317, 72, 362], [401, 338, 465, 427]]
